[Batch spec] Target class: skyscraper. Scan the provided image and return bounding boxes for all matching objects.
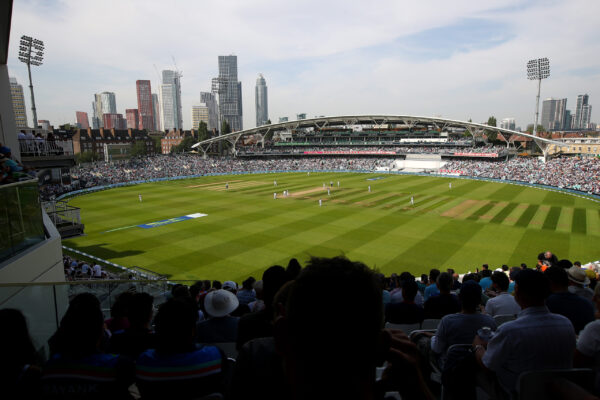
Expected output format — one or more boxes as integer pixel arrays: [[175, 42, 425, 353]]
[[191, 105, 209, 130], [103, 113, 125, 130], [126, 109, 139, 129], [212, 55, 243, 132], [201, 91, 219, 132], [255, 73, 268, 127], [76, 111, 90, 129], [93, 92, 117, 128], [136, 80, 155, 131], [500, 118, 516, 130], [159, 70, 183, 131], [9, 77, 28, 128], [541, 98, 567, 131], [574, 94, 592, 130], [152, 93, 161, 131]]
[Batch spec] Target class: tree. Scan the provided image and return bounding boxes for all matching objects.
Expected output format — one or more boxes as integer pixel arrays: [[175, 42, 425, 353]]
[[151, 136, 162, 154], [219, 120, 232, 155], [487, 116, 497, 127], [198, 121, 209, 142], [170, 136, 196, 153], [130, 141, 148, 157], [526, 124, 545, 134], [76, 151, 100, 163]]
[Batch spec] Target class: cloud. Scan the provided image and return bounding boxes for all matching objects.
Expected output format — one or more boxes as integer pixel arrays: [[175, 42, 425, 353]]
[[7, 0, 600, 130]]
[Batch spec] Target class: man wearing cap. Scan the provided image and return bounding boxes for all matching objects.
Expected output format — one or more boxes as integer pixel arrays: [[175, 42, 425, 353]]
[[196, 289, 240, 343], [567, 266, 594, 303]]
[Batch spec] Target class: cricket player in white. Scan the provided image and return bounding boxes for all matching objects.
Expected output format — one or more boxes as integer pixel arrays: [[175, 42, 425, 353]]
[[319, 198, 322, 207], [327, 188, 330, 196], [274, 192, 277, 200], [274, 180, 277, 186], [449, 182, 452, 189], [368, 185, 371, 192], [410, 196, 414, 206], [337, 181, 340, 187], [226, 182, 229, 190], [139, 194, 142, 202]]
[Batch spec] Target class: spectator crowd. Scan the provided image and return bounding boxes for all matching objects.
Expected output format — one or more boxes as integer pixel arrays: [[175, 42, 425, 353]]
[[444, 157, 600, 195], [2, 252, 600, 399]]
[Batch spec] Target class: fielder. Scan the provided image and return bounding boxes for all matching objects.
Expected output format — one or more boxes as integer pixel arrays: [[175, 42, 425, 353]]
[[410, 196, 414, 206], [337, 181, 340, 187], [274, 180, 277, 186], [319, 198, 322, 207], [449, 182, 452, 189], [226, 182, 229, 190], [327, 188, 331, 196], [368, 185, 371, 193], [274, 192, 277, 200], [139, 194, 142, 203]]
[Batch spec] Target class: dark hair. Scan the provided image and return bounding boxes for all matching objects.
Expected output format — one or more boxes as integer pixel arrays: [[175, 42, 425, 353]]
[[111, 291, 134, 319], [501, 265, 509, 272], [421, 274, 428, 284], [286, 258, 302, 280], [242, 277, 256, 290], [459, 281, 482, 312], [262, 265, 290, 309], [399, 272, 413, 282], [172, 284, 191, 298], [154, 298, 197, 353], [509, 267, 521, 281], [491, 271, 510, 291], [462, 273, 477, 283], [285, 256, 382, 384], [521, 263, 527, 269], [544, 266, 569, 289], [51, 293, 104, 357], [202, 280, 211, 291], [402, 280, 418, 302], [482, 264, 489, 270], [481, 269, 492, 278], [447, 268, 455, 275], [0, 309, 38, 378], [557, 259, 573, 270], [436, 272, 453, 292], [212, 280, 222, 290], [515, 269, 550, 304], [429, 268, 441, 281], [128, 293, 154, 327]]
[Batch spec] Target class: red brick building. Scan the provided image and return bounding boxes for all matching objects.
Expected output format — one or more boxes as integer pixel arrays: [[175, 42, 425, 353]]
[[103, 113, 126, 130], [71, 127, 156, 158], [76, 111, 90, 129], [161, 129, 193, 154], [126, 109, 139, 129], [136, 80, 155, 131]]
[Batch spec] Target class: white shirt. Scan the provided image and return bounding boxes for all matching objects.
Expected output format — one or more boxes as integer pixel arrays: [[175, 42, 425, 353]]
[[389, 288, 424, 306], [482, 306, 575, 395], [484, 292, 521, 316], [92, 264, 102, 277]]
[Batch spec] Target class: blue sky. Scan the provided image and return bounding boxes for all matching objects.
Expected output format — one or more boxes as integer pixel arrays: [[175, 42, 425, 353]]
[[7, 0, 600, 130]]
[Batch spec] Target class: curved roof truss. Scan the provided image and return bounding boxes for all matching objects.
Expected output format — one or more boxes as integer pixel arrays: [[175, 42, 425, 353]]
[[191, 115, 567, 155]]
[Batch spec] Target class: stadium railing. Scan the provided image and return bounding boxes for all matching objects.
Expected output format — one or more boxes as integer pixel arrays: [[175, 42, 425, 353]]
[[0, 179, 46, 264]]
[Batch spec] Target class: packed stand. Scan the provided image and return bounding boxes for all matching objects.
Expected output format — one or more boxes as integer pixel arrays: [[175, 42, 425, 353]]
[[3, 252, 600, 399], [443, 157, 600, 195]]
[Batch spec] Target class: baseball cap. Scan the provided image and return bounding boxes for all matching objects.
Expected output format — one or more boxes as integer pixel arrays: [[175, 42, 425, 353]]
[[222, 280, 237, 291]]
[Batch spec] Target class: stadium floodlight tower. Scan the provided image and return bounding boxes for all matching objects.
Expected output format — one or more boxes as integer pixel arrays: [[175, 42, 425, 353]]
[[527, 57, 550, 138], [18, 35, 45, 129]]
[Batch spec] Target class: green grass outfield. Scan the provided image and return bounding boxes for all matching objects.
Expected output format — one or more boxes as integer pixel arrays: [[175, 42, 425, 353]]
[[63, 172, 600, 281]]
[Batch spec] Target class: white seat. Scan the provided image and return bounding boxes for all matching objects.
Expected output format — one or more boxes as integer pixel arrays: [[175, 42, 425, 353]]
[[493, 314, 516, 326], [384, 322, 421, 334], [421, 318, 441, 329]]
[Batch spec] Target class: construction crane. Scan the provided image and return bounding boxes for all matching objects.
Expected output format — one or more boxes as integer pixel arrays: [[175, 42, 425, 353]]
[[171, 56, 183, 79]]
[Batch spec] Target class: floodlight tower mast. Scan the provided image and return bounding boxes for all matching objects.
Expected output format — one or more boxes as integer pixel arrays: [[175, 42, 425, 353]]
[[18, 35, 45, 128], [527, 57, 550, 138]]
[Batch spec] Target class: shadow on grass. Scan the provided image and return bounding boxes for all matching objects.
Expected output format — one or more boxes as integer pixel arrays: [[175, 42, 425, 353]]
[[69, 243, 145, 261]]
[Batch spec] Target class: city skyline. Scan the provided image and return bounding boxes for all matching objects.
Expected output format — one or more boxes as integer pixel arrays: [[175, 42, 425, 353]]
[[6, 0, 600, 131]]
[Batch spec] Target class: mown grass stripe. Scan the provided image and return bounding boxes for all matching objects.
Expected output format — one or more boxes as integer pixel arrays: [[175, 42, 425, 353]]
[[490, 203, 519, 224], [415, 197, 451, 215], [514, 204, 540, 227], [542, 206, 561, 230], [466, 202, 496, 221], [572, 208, 587, 234]]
